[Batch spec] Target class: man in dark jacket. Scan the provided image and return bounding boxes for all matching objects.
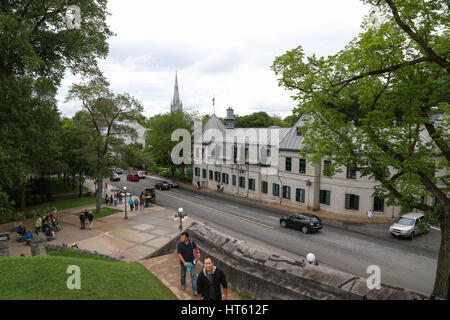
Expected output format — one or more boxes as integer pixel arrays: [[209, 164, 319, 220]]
[[79, 211, 86, 229], [197, 256, 228, 300]]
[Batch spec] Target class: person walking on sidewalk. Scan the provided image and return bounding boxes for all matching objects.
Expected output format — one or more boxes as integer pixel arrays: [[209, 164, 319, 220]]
[[134, 197, 139, 211], [105, 193, 109, 206], [177, 232, 199, 296], [79, 211, 86, 230], [367, 209, 373, 224], [87, 210, 94, 230], [35, 217, 42, 233], [197, 256, 228, 300], [129, 198, 134, 211], [139, 195, 145, 211]]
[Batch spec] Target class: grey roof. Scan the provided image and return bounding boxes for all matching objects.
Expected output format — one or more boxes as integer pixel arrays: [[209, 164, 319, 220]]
[[280, 117, 305, 151], [203, 114, 226, 133]]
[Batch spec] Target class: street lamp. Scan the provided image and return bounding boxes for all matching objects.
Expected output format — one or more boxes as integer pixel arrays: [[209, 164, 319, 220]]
[[122, 186, 130, 219], [174, 207, 187, 231]]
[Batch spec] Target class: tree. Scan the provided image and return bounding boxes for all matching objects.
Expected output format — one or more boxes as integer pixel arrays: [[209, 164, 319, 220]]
[[234, 112, 289, 128], [66, 76, 143, 213], [272, 0, 449, 298], [146, 111, 194, 177], [0, 0, 113, 215]]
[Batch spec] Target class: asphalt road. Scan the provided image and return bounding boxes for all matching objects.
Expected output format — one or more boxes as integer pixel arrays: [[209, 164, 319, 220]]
[[108, 174, 440, 296]]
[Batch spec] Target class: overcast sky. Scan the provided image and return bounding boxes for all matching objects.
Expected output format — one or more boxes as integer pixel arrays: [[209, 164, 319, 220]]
[[57, 0, 370, 120]]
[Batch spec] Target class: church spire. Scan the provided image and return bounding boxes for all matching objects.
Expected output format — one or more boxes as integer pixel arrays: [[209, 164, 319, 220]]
[[171, 71, 182, 112]]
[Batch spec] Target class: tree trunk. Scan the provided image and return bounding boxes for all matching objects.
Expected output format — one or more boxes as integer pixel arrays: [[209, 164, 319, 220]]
[[432, 202, 450, 299], [79, 172, 83, 197], [20, 183, 26, 211]]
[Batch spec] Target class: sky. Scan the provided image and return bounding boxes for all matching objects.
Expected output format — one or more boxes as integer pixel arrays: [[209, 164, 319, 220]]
[[57, 0, 370, 120]]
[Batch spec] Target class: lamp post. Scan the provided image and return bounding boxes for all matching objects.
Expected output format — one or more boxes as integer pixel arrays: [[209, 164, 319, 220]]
[[122, 186, 129, 219], [174, 207, 187, 231]]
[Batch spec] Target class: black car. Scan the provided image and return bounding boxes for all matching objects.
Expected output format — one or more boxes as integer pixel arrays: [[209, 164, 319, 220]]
[[155, 180, 171, 190], [280, 213, 323, 234]]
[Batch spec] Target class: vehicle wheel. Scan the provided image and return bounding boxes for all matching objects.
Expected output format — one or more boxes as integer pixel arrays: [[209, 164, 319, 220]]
[[281, 221, 286, 228], [302, 226, 308, 234], [409, 232, 414, 240], [391, 233, 396, 238]]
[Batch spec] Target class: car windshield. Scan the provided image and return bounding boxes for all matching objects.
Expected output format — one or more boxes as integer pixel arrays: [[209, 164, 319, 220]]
[[397, 217, 415, 226]]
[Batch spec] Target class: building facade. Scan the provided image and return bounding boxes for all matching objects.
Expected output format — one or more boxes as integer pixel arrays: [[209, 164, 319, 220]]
[[192, 108, 444, 218]]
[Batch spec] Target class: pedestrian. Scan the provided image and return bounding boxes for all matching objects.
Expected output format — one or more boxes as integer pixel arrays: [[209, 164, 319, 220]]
[[140, 195, 145, 211], [196, 181, 200, 190], [114, 197, 117, 207], [220, 183, 224, 193], [79, 211, 86, 230], [35, 217, 42, 233], [129, 198, 134, 211], [216, 183, 220, 192], [177, 231, 199, 296], [105, 193, 109, 206], [87, 210, 94, 230], [196, 256, 228, 300], [110, 195, 113, 206], [367, 209, 373, 224], [134, 197, 139, 211]]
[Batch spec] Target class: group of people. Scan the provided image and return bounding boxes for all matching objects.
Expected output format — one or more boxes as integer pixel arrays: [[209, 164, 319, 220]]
[[105, 193, 120, 207], [128, 192, 147, 212], [35, 212, 60, 239], [79, 209, 94, 230], [216, 182, 224, 192], [15, 209, 61, 241], [177, 231, 228, 300]]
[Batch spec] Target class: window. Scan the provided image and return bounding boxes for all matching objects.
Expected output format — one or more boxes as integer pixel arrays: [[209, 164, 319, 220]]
[[345, 194, 359, 210], [202, 169, 206, 179], [249, 178, 255, 191], [215, 171, 221, 182], [239, 176, 245, 188], [374, 197, 384, 212], [346, 164, 356, 179], [272, 183, 280, 197], [296, 188, 305, 203], [323, 160, 332, 175], [319, 190, 330, 205], [233, 144, 237, 164], [232, 175, 236, 186], [285, 157, 292, 172], [195, 167, 200, 177], [299, 159, 306, 174], [282, 186, 291, 199], [209, 170, 213, 180], [222, 173, 229, 184], [261, 181, 268, 194]]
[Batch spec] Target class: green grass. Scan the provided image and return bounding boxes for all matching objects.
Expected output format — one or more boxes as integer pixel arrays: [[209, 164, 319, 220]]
[[75, 207, 122, 219], [0, 195, 101, 224], [231, 286, 255, 300], [0, 250, 177, 300]]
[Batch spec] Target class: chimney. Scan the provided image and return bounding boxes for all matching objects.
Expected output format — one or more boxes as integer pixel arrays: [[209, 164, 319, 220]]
[[225, 107, 235, 129]]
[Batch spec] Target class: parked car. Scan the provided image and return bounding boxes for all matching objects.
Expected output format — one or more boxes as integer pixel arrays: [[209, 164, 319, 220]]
[[389, 212, 427, 240], [137, 171, 146, 179], [167, 180, 179, 188], [155, 180, 171, 190], [115, 168, 123, 174], [127, 173, 140, 182], [110, 173, 120, 182], [280, 213, 323, 234]]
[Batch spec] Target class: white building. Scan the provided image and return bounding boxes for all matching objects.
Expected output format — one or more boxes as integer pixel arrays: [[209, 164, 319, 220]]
[[192, 108, 446, 218]]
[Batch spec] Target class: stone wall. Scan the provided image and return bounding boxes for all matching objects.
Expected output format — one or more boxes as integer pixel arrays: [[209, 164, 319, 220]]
[[0, 235, 10, 257], [185, 223, 426, 300], [44, 244, 126, 262]]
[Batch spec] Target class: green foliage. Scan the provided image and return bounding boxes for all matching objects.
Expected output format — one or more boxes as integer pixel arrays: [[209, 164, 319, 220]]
[[234, 112, 290, 128]]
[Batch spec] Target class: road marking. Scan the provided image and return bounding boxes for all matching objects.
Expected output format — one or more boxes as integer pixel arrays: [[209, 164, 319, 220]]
[[158, 191, 274, 229], [269, 216, 279, 220], [226, 204, 239, 209], [194, 196, 205, 200]]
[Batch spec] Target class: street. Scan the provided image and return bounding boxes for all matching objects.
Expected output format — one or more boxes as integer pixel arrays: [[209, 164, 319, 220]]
[[109, 174, 440, 296]]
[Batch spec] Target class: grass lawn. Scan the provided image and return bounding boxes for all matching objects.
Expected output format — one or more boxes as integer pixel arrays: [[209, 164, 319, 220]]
[[0, 249, 177, 300], [75, 207, 122, 219], [0, 195, 102, 224]]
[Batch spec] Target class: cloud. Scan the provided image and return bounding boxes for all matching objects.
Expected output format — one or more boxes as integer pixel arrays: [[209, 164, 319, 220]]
[[57, 0, 370, 120]]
